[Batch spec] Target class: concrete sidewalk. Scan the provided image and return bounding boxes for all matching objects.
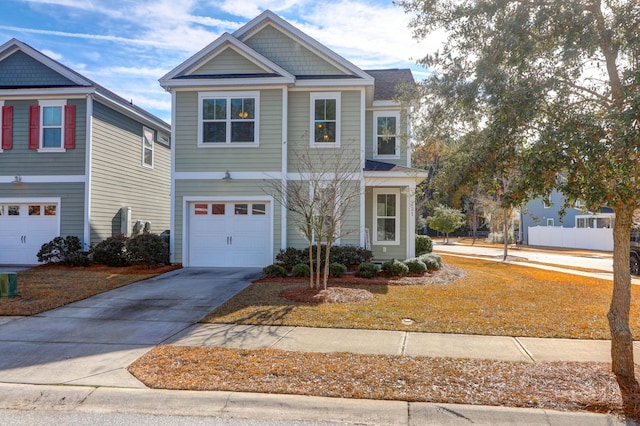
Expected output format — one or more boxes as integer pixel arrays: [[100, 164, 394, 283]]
[[167, 323, 640, 364]]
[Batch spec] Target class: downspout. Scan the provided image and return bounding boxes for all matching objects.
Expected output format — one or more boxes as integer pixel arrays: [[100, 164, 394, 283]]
[[281, 86, 288, 251], [169, 89, 177, 264], [83, 94, 93, 250], [360, 88, 366, 247]]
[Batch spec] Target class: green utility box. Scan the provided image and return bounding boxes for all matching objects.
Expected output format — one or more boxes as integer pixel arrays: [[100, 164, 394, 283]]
[[0, 272, 18, 298]]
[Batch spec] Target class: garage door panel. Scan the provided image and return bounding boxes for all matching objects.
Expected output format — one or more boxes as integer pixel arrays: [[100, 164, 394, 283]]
[[0, 202, 60, 264], [188, 201, 271, 267]]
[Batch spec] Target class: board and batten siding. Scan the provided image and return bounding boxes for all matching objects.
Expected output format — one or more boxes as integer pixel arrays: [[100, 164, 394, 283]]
[[287, 90, 362, 171], [192, 48, 266, 75], [244, 25, 344, 76], [173, 179, 282, 264], [0, 99, 86, 176], [365, 188, 408, 261], [0, 182, 85, 241], [365, 109, 408, 166], [174, 89, 283, 172], [90, 101, 171, 244]]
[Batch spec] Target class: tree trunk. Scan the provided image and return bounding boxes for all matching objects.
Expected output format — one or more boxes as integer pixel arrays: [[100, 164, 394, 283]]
[[502, 209, 509, 261], [323, 239, 332, 290], [609, 204, 640, 419], [308, 241, 314, 289], [315, 240, 322, 290]]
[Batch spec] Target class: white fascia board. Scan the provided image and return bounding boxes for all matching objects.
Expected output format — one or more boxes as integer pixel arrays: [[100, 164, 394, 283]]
[[0, 39, 93, 86], [233, 11, 374, 82], [92, 92, 170, 133], [286, 172, 361, 181], [371, 100, 403, 109], [0, 175, 85, 183], [293, 79, 374, 88], [0, 87, 94, 98], [160, 33, 294, 83], [364, 173, 427, 186], [161, 76, 295, 89]]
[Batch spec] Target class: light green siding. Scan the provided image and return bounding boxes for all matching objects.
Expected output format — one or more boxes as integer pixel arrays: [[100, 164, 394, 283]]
[[0, 182, 85, 242], [365, 110, 408, 166], [90, 101, 171, 243], [191, 48, 266, 75], [287, 90, 361, 171], [174, 89, 283, 172], [173, 179, 282, 264], [0, 99, 86, 175], [244, 25, 344, 76], [365, 188, 408, 261]]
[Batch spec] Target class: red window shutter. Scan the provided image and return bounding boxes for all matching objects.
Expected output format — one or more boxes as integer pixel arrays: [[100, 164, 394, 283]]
[[64, 104, 76, 149], [29, 105, 40, 149], [1, 106, 12, 150]]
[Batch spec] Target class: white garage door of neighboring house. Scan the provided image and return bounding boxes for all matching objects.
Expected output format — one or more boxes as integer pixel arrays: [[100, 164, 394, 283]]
[[188, 201, 272, 267], [0, 202, 60, 265]]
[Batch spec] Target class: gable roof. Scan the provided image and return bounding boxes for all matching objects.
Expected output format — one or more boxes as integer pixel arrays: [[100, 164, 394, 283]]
[[0, 38, 169, 132], [160, 10, 374, 89], [365, 69, 415, 101]]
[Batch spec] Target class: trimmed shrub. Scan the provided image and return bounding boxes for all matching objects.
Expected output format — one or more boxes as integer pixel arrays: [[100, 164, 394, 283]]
[[357, 262, 379, 278], [328, 262, 347, 277], [418, 253, 444, 271], [127, 233, 169, 267], [276, 245, 373, 270], [415, 235, 433, 256], [92, 234, 132, 267], [37, 236, 89, 266], [262, 264, 287, 278], [382, 259, 409, 277], [291, 263, 311, 277], [404, 258, 428, 274]]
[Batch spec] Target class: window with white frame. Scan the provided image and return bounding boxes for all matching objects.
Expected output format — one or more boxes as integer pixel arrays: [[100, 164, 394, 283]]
[[310, 92, 340, 147], [546, 218, 554, 226], [373, 188, 400, 245], [142, 127, 154, 168], [311, 182, 340, 243], [40, 100, 65, 150], [374, 111, 400, 158], [198, 92, 259, 146]]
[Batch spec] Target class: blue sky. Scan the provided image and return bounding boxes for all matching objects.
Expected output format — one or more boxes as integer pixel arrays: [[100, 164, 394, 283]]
[[0, 0, 437, 123]]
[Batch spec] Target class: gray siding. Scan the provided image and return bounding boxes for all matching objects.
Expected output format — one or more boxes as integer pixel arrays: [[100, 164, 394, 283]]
[[173, 179, 282, 264], [521, 190, 580, 244], [90, 101, 171, 243], [0, 51, 77, 87], [0, 182, 85, 242], [0, 99, 86, 175], [192, 48, 266, 75], [244, 26, 344, 76], [287, 90, 362, 171], [365, 188, 408, 261], [174, 89, 283, 172]]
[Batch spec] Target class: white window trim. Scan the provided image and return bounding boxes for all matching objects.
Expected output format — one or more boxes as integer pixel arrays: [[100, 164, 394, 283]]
[[373, 188, 400, 245], [38, 99, 66, 153], [197, 91, 260, 147], [546, 218, 554, 226], [142, 126, 154, 169], [310, 92, 341, 148], [373, 111, 401, 159]]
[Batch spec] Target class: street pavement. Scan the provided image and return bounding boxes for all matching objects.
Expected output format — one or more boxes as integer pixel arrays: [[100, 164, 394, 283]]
[[0, 259, 636, 425]]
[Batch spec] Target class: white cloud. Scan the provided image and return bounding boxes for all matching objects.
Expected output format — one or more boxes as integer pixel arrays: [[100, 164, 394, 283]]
[[40, 48, 62, 61]]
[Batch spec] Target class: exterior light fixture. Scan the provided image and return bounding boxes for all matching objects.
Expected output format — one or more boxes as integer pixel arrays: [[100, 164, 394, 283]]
[[222, 170, 232, 180], [11, 176, 22, 184]]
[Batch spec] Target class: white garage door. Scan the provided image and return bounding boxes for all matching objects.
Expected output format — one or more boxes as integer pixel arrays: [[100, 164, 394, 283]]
[[188, 201, 271, 267], [0, 202, 60, 264]]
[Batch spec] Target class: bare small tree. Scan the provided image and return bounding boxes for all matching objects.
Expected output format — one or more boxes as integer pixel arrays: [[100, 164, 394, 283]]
[[267, 145, 362, 290]]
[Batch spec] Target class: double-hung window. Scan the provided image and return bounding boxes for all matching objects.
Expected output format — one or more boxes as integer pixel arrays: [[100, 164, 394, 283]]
[[374, 111, 400, 158], [29, 100, 75, 152], [373, 188, 400, 245], [310, 92, 340, 147], [142, 127, 154, 168], [311, 182, 340, 244], [199, 91, 259, 146]]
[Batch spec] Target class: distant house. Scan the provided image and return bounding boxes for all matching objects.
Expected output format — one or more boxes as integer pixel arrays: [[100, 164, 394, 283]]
[[0, 39, 171, 264], [521, 190, 614, 250], [160, 10, 427, 267]]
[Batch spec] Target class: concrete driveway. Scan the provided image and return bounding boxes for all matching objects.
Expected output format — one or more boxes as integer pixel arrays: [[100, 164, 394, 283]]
[[0, 267, 260, 387]]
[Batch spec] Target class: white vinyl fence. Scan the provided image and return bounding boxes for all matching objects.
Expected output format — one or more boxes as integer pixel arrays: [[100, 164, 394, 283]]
[[528, 226, 613, 251]]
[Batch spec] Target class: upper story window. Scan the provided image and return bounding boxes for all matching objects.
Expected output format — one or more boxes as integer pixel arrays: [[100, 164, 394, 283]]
[[198, 91, 259, 146], [29, 100, 76, 152], [374, 111, 400, 158], [310, 92, 340, 147], [142, 127, 154, 168]]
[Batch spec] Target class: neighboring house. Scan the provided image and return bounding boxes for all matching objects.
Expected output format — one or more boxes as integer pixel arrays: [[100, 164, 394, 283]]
[[160, 10, 427, 267], [0, 39, 171, 264], [521, 189, 614, 250]]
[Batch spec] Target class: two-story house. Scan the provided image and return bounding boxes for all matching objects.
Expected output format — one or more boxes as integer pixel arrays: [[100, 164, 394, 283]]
[[160, 11, 427, 267], [0, 39, 171, 264]]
